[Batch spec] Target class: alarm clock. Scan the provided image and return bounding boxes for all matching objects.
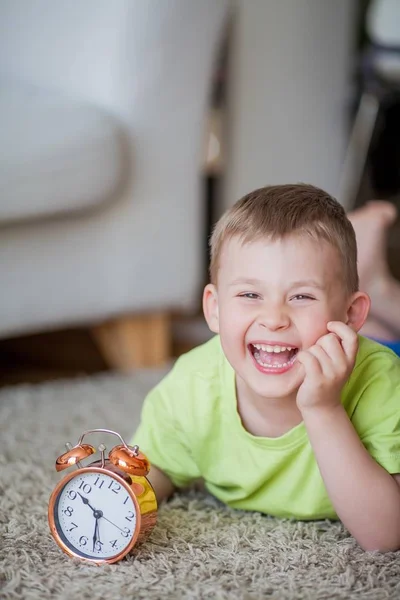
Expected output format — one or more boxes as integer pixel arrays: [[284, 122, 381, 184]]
[[48, 428, 157, 564]]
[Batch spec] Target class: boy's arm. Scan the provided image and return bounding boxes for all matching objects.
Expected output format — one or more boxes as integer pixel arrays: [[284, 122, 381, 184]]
[[297, 322, 400, 552], [147, 465, 175, 504], [132, 370, 202, 500], [302, 403, 400, 552]]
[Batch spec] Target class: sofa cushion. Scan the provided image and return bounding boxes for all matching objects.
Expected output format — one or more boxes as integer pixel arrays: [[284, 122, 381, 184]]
[[0, 83, 126, 224]]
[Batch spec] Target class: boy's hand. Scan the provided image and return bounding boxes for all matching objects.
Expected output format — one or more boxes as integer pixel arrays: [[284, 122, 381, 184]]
[[295, 321, 359, 413]]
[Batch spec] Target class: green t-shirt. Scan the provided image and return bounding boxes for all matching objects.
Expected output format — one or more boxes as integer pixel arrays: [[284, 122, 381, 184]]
[[133, 335, 400, 520]]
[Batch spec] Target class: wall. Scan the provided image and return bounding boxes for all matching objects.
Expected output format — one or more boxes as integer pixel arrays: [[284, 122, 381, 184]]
[[223, 0, 358, 209]]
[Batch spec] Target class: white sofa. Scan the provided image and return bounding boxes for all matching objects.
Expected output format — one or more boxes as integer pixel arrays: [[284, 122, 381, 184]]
[[0, 0, 230, 368]]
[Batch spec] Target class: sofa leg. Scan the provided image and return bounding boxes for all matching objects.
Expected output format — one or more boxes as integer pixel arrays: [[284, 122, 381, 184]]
[[91, 312, 171, 371]]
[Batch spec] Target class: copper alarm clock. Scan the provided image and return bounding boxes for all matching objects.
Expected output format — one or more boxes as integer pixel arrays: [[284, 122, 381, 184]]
[[48, 429, 157, 564]]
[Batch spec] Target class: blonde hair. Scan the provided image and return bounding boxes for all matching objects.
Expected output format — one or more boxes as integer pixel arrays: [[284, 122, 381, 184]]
[[209, 184, 358, 293]]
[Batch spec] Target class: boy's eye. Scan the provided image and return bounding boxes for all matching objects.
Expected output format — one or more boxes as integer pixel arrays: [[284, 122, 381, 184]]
[[238, 292, 260, 300], [291, 294, 314, 301]]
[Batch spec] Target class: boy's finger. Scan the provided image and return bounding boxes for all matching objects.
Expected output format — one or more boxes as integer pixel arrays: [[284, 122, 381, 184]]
[[307, 344, 335, 377], [296, 348, 323, 377], [327, 321, 359, 360], [317, 333, 347, 368]]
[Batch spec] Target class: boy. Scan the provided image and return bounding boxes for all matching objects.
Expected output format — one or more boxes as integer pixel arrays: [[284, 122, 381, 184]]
[[133, 184, 400, 552]]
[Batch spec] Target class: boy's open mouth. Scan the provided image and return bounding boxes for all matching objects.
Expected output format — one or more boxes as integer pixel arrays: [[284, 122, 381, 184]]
[[249, 343, 299, 369]]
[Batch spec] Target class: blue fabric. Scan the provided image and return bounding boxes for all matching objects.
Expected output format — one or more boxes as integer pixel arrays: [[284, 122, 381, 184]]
[[372, 339, 400, 357]]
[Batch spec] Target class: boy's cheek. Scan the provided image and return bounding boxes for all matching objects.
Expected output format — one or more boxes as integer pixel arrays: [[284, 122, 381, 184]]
[[220, 304, 248, 328], [298, 317, 330, 347], [299, 305, 345, 341]]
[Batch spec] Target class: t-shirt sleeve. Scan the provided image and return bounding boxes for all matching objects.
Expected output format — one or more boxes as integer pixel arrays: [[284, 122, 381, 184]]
[[350, 350, 400, 475], [131, 373, 201, 489]]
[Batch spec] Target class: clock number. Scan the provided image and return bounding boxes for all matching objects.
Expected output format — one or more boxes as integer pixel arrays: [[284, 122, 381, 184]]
[[121, 527, 130, 538], [108, 481, 121, 494], [94, 476, 105, 489], [67, 490, 77, 500], [63, 506, 74, 517], [110, 539, 118, 548], [123, 496, 129, 505], [68, 522, 78, 532], [94, 540, 103, 551], [125, 511, 134, 522], [78, 481, 92, 494], [79, 536, 88, 546]]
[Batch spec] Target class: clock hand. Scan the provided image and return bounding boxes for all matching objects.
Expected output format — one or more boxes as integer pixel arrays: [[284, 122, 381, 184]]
[[77, 492, 97, 513], [77, 492, 124, 535], [100, 515, 127, 534], [92, 513, 103, 552], [92, 518, 98, 552], [97, 519, 101, 545]]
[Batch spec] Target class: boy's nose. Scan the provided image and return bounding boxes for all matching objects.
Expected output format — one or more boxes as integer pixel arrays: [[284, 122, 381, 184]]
[[257, 304, 290, 331]]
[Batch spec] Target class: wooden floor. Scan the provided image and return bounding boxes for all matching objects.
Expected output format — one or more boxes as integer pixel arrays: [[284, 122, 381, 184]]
[[0, 314, 210, 387], [0, 328, 106, 386]]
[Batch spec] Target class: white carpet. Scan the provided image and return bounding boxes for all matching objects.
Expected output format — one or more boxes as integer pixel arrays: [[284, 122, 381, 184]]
[[1, 371, 400, 599]]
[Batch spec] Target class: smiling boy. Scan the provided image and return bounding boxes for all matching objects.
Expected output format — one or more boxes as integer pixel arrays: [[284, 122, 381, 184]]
[[133, 184, 400, 551]]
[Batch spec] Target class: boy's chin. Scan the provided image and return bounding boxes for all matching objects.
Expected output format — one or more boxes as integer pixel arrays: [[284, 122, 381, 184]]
[[245, 372, 301, 402]]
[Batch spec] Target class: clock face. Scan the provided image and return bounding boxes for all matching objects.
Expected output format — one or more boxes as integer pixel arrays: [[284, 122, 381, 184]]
[[53, 469, 138, 560]]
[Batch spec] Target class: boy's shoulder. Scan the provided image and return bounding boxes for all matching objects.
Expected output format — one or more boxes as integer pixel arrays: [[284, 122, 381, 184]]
[[344, 335, 400, 401], [344, 336, 400, 457], [174, 335, 224, 373], [150, 335, 230, 418], [355, 335, 400, 370], [170, 335, 225, 381]]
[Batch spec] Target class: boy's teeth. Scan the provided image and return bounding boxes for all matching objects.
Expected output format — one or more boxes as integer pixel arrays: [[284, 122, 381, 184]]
[[253, 351, 297, 368], [252, 343, 298, 369], [253, 344, 292, 353]]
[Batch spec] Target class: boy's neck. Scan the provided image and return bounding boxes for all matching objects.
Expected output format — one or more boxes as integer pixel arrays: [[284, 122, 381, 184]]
[[235, 376, 303, 438]]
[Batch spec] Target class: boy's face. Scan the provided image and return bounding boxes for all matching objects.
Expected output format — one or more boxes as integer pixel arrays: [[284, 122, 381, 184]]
[[204, 233, 363, 403]]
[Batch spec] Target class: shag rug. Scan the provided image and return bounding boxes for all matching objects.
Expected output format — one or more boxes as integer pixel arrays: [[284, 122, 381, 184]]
[[1, 370, 400, 600]]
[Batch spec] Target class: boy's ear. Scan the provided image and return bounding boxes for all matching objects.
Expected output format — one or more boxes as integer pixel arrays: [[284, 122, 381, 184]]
[[346, 291, 371, 332], [203, 284, 220, 333]]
